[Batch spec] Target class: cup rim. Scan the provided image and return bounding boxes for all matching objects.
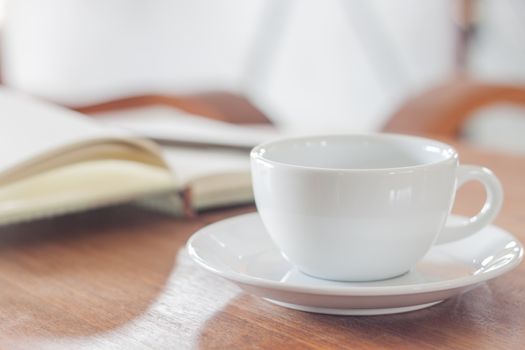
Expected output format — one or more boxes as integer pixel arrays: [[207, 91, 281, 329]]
[[250, 133, 458, 172]]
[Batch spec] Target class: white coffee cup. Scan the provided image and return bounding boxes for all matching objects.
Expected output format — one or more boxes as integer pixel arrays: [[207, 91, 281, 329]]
[[250, 134, 503, 282]]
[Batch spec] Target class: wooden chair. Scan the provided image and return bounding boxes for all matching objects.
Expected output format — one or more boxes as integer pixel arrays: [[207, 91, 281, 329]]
[[382, 79, 525, 139], [75, 91, 272, 125]]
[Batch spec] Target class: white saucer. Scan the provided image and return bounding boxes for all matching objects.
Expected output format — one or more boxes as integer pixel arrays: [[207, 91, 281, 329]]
[[187, 213, 523, 315]]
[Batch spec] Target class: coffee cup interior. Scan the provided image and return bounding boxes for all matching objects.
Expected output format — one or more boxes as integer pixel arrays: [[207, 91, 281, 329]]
[[252, 134, 456, 170]]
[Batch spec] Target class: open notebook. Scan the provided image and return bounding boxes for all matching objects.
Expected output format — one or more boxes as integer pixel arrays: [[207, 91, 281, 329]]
[[0, 89, 273, 225]]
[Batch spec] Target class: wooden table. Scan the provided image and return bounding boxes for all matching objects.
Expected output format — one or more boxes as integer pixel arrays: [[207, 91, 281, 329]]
[[0, 142, 523, 350]]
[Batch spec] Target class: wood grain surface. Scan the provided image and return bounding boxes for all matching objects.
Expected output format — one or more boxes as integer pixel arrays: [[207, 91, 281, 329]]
[[0, 142, 523, 349]]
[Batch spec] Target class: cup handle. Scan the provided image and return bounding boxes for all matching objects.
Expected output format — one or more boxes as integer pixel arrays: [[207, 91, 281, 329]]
[[435, 165, 503, 245]]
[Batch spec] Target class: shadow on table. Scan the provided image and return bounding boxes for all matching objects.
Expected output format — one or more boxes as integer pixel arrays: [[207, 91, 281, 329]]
[[0, 205, 198, 338], [198, 281, 523, 349]]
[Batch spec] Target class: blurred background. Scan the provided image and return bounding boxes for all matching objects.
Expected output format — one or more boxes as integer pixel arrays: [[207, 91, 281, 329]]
[[1, 0, 525, 152]]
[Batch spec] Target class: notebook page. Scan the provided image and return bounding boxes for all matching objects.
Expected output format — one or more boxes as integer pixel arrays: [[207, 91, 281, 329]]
[[95, 105, 281, 149], [0, 88, 163, 178], [161, 146, 249, 187]]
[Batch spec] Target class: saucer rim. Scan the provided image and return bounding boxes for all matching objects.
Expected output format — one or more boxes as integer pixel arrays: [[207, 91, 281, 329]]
[[187, 213, 523, 297]]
